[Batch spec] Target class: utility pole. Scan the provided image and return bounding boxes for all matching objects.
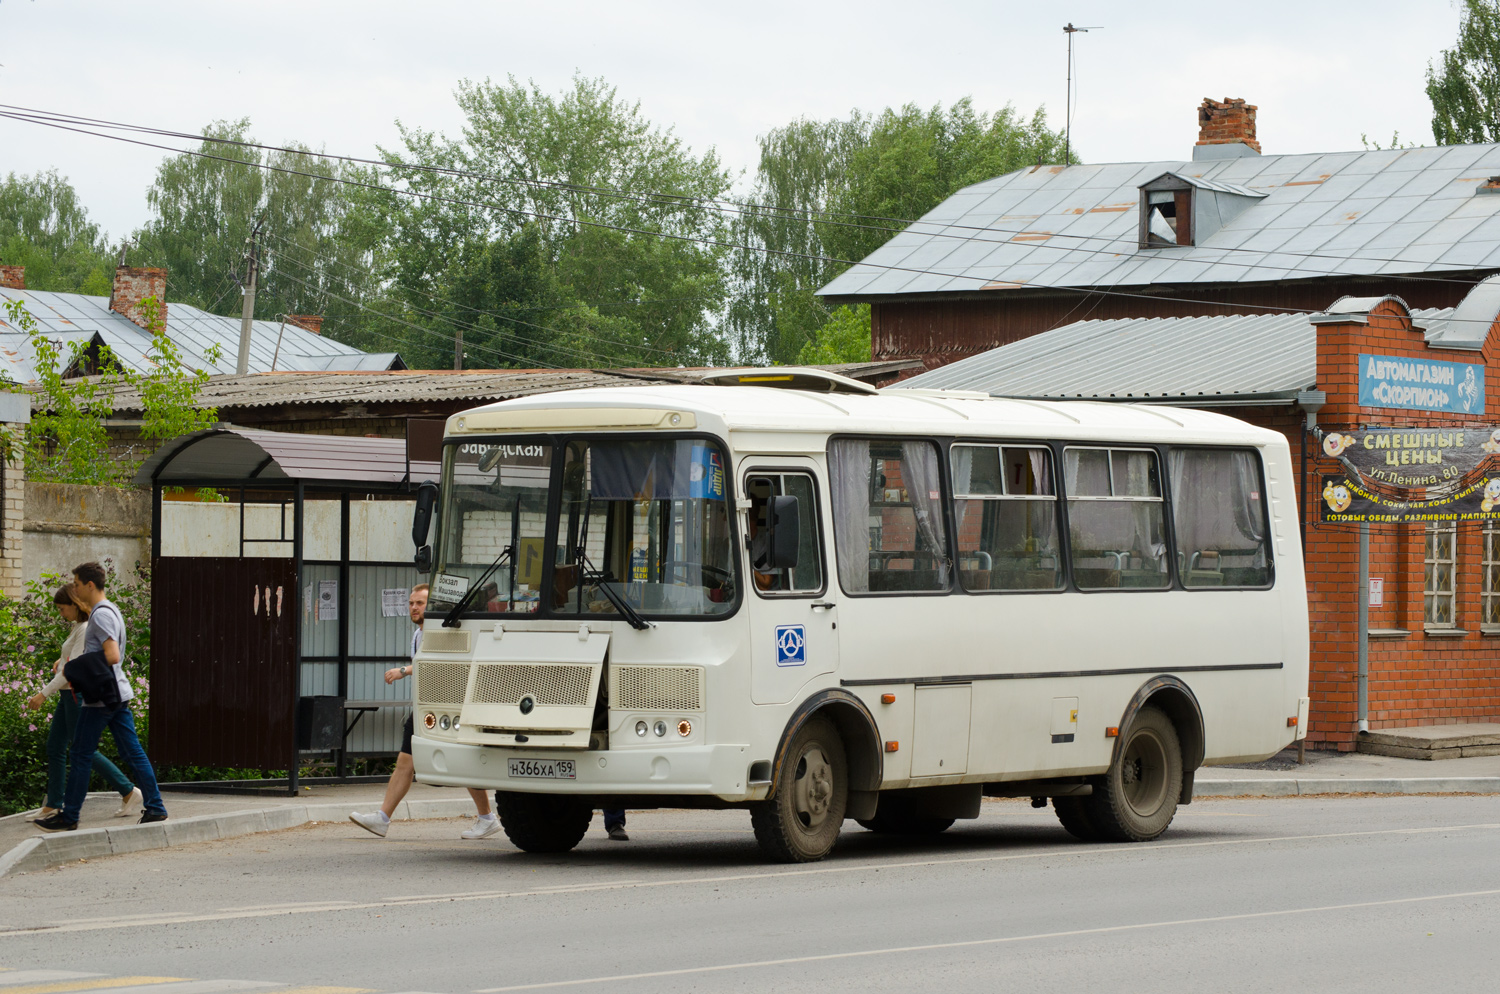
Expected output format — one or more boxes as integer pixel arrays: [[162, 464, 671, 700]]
[[236, 220, 264, 376], [454, 325, 463, 371]]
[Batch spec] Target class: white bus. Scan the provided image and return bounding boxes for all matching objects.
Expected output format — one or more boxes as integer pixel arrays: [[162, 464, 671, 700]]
[[409, 369, 1308, 862]]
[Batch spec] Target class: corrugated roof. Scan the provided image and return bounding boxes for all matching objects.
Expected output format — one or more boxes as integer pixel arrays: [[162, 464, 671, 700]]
[[134, 427, 415, 486], [89, 361, 919, 414], [892, 303, 1471, 404], [820, 144, 1500, 299], [0, 288, 403, 381]]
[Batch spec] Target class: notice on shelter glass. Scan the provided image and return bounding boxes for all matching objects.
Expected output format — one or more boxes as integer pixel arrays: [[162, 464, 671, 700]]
[[381, 588, 409, 618], [318, 580, 338, 621]]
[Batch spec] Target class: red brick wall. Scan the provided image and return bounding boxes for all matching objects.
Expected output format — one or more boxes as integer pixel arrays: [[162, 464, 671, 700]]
[[1229, 299, 1500, 749], [1196, 97, 1261, 152], [109, 267, 168, 330]]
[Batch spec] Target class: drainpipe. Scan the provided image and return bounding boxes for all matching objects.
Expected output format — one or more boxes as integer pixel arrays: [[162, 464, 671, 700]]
[[1357, 523, 1369, 733]]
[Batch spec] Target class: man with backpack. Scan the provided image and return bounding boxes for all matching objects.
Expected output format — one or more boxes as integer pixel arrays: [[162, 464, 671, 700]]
[[35, 562, 168, 832]]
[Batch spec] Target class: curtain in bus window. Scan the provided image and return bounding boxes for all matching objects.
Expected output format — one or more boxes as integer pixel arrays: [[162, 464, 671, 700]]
[[828, 439, 872, 593], [902, 441, 950, 587], [1167, 449, 1269, 587]]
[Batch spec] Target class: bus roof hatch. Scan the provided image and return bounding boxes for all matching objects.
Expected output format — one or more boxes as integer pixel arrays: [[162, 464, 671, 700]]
[[698, 367, 880, 396]]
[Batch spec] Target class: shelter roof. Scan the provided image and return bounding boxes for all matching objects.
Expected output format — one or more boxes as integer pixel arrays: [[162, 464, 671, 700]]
[[820, 143, 1500, 299], [133, 427, 422, 487], [0, 287, 403, 381]]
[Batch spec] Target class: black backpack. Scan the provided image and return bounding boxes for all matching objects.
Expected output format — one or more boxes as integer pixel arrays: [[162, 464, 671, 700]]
[[63, 648, 122, 707]]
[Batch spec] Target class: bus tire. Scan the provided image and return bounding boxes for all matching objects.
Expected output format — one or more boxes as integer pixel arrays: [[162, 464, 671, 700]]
[[1052, 795, 1104, 842], [493, 790, 594, 853], [1089, 705, 1182, 842], [751, 717, 848, 862]]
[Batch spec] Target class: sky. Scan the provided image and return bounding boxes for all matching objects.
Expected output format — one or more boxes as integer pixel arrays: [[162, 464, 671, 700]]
[[0, 0, 1468, 242]]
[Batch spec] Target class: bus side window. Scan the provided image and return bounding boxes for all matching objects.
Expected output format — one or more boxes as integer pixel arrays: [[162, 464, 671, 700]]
[[1167, 448, 1272, 588], [746, 473, 824, 596], [828, 438, 951, 594], [950, 444, 1062, 591], [1063, 447, 1171, 591]]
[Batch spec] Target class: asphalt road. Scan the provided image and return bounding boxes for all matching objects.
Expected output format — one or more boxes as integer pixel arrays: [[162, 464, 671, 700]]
[[2, 796, 1498, 993]]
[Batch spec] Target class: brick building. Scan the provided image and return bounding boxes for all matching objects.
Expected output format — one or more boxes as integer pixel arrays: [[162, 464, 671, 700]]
[[820, 98, 1500, 376], [901, 279, 1500, 750]]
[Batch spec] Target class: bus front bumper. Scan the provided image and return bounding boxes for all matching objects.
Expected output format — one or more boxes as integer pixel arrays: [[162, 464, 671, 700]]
[[411, 736, 754, 801]]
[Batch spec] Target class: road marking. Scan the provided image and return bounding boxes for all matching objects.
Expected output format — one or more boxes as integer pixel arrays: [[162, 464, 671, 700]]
[[264, 988, 371, 994], [0, 978, 102, 989], [88, 983, 278, 994], [472, 886, 1500, 991], [6, 820, 1500, 937], [0, 979, 186, 994]]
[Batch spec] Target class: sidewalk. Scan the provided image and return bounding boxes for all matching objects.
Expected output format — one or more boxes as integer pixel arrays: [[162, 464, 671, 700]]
[[0, 781, 478, 878], [4, 750, 1499, 878]]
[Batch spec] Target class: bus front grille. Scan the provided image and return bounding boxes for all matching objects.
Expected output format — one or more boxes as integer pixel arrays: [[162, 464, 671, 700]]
[[611, 665, 704, 711], [415, 662, 468, 706], [473, 663, 593, 707], [419, 630, 472, 653]]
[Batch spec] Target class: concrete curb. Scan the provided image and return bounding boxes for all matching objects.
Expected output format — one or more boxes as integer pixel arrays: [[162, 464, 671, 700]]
[[0, 798, 478, 878], [1196, 777, 1500, 797]]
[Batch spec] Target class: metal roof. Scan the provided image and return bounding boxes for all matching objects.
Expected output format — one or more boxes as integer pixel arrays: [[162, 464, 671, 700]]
[[91, 361, 920, 414], [133, 427, 418, 487], [820, 143, 1500, 299], [892, 301, 1477, 404], [0, 288, 403, 381]]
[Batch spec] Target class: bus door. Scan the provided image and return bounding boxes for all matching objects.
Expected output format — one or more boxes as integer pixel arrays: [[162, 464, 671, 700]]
[[744, 467, 839, 705]]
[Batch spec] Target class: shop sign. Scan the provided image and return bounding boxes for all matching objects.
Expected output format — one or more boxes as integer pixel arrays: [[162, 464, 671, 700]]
[[1319, 473, 1500, 523], [1358, 353, 1485, 415], [1320, 427, 1500, 487]]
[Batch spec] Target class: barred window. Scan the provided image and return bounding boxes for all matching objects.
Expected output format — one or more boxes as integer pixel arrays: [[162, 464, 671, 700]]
[[1483, 524, 1500, 629], [1424, 522, 1457, 629]]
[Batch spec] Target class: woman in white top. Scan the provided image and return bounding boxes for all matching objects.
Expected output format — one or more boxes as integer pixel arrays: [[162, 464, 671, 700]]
[[23, 584, 140, 821]]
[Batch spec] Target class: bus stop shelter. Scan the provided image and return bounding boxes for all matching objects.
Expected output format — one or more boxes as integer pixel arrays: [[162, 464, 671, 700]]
[[133, 427, 439, 792]]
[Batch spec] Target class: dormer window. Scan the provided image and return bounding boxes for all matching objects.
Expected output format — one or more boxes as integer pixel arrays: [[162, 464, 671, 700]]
[[1139, 178, 1194, 248], [1137, 172, 1266, 251]]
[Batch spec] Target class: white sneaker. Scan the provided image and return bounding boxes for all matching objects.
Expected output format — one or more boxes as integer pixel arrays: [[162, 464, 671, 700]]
[[116, 788, 143, 818], [349, 811, 390, 837], [461, 815, 501, 840]]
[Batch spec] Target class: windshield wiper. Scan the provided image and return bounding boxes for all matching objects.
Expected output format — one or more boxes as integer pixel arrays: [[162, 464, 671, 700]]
[[442, 498, 519, 627], [574, 546, 651, 631]]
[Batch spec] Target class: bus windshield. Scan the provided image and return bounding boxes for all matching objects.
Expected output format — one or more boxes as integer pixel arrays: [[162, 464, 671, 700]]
[[433, 436, 736, 619]]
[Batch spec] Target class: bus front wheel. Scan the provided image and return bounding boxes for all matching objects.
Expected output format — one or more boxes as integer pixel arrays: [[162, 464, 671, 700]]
[[751, 717, 848, 863], [493, 790, 594, 853], [1090, 705, 1182, 842]]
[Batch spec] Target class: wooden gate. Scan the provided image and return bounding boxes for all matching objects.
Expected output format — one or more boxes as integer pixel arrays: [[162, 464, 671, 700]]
[[150, 557, 298, 768]]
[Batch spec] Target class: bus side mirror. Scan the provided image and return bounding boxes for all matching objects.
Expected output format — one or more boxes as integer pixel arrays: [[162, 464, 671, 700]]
[[412, 480, 438, 572], [767, 495, 799, 570]]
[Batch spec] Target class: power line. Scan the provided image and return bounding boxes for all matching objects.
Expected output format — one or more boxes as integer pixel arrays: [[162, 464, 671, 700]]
[[7, 105, 1500, 326]]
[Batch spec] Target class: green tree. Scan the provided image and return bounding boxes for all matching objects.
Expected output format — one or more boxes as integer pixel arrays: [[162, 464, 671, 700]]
[[382, 75, 733, 368], [730, 99, 1068, 365], [131, 120, 386, 330], [0, 170, 115, 295], [796, 304, 871, 365], [1427, 0, 1500, 144]]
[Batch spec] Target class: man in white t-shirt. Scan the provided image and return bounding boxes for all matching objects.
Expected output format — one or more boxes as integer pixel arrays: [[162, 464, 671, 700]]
[[36, 562, 168, 833], [349, 584, 499, 840]]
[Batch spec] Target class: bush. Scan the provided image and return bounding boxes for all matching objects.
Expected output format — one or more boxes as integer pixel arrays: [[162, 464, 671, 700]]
[[0, 560, 151, 816]]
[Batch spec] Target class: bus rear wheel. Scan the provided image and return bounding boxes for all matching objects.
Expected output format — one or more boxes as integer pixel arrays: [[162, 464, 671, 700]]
[[1089, 706, 1182, 842], [1052, 795, 1104, 842], [751, 717, 848, 863], [494, 790, 594, 853]]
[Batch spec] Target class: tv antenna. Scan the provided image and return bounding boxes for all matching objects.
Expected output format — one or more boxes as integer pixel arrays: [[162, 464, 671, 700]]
[[1063, 23, 1101, 166]]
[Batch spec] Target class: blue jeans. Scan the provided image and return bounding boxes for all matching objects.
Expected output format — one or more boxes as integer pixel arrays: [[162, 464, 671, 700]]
[[63, 703, 166, 822], [604, 808, 625, 832], [46, 691, 133, 808]]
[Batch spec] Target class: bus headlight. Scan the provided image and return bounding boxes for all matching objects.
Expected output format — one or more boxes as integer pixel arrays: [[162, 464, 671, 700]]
[[423, 713, 436, 729], [653, 721, 667, 737], [635, 720, 649, 737], [677, 719, 692, 737], [439, 715, 451, 731]]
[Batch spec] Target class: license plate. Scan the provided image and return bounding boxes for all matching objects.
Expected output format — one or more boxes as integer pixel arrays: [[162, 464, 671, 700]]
[[508, 758, 576, 780]]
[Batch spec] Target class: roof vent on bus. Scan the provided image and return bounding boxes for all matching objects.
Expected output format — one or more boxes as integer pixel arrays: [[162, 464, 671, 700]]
[[699, 367, 880, 395]]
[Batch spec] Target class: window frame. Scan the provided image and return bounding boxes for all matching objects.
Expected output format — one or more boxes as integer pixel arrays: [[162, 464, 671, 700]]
[[948, 441, 1064, 595], [741, 467, 828, 600], [826, 434, 955, 599], [1166, 445, 1276, 593], [1424, 520, 1459, 631], [1483, 522, 1500, 634], [1060, 444, 1174, 594]]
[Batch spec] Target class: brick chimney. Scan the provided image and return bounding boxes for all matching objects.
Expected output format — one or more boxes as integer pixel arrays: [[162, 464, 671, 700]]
[[1193, 97, 1261, 161], [0, 265, 23, 290], [286, 314, 323, 336], [109, 266, 168, 330]]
